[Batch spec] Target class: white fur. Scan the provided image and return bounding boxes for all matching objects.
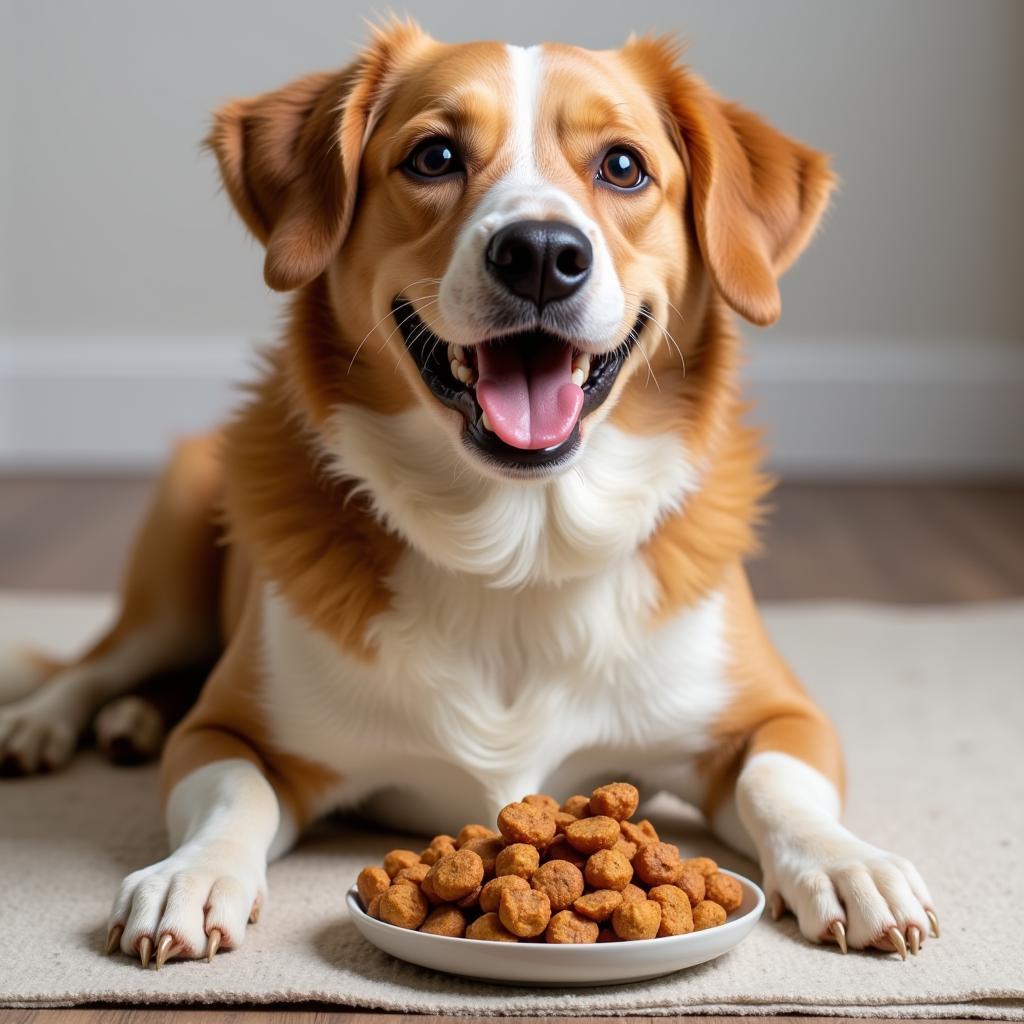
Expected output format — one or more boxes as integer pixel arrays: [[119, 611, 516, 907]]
[[730, 751, 934, 949], [436, 44, 626, 352], [109, 759, 287, 957]]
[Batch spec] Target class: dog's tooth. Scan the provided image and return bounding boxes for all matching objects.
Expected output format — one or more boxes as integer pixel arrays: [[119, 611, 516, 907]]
[[447, 343, 457, 363], [481, 411, 494, 432], [450, 358, 461, 380], [454, 345, 466, 363], [572, 353, 591, 378], [456, 364, 474, 385], [571, 368, 586, 387]]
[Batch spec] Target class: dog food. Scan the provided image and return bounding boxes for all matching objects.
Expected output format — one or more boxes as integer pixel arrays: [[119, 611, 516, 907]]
[[354, 781, 738, 943]]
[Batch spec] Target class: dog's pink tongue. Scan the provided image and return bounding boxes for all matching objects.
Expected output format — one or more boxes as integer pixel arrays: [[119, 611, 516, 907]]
[[475, 340, 583, 450]]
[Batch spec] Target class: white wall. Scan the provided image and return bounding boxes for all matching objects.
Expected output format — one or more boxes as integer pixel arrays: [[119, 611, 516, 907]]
[[2, 0, 1022, 475]]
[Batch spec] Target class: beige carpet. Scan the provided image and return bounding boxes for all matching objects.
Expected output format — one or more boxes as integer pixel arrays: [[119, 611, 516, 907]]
[[1, 591, 1022, 1017]]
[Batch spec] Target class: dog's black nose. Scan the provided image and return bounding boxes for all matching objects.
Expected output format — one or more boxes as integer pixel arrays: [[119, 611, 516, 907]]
[[486, 220, 593, 309]]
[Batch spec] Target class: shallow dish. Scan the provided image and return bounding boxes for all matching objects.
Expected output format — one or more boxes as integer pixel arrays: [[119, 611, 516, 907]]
[[346, 868, 764, 987]]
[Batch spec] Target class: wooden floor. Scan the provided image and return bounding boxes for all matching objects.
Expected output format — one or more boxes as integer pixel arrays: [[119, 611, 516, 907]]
[[1, 477, 1021, 1024]]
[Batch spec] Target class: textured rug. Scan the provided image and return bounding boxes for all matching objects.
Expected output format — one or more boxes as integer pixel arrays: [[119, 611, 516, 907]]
[[0, 591, 1022, 1017]]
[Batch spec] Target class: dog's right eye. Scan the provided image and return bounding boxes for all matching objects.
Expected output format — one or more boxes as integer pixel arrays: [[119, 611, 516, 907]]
[[405, 138, 464, 179]]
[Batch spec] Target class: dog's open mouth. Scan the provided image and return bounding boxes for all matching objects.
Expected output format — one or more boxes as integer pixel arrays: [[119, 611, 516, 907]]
[[393, 298, 648, 470]]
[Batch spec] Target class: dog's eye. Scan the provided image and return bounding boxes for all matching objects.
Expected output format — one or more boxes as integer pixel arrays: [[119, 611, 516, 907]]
[[598, 148, 646, 190], [405, 138, 463, 179]]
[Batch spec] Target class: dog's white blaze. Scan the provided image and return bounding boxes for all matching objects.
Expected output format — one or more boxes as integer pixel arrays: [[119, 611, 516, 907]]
[[506, 45, 542, 174], [261, 562, 731, 834]]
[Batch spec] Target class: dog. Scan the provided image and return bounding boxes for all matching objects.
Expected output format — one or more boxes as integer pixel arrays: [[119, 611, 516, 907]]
[[0, 21, 937, 967]]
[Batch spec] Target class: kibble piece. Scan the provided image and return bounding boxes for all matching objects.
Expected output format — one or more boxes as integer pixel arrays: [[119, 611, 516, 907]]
[[357, 866, 390, 906], [522, 793, 560, 815], [620, 818, 659, 846], [455, 885, 482, 909], [564, 815, 620, 853], [634, 841, 681, 886], [457, 823, 499, 848], [427, 849, 485, 901], [680, 855, 718, 877], [366, 893, 383, 919], [543, 835, 586, 868], [692, 899, 728, 930], [379, 882, 429, 929], [704, 871, 743, 912], [620, 882, 646, 904], [494, 842, 540, 879], [589, 782, 640, 821], [421, 871, 441, 904], [573, 889, 623, 923], [393, 862, 431, 886], [674, 866, 707, 907], [584, 848, 634, 891], [553, 811, 577, 834], [460, 835, 505, 877], [419, 905, 467, 936], [611, 899, 662, 940], [479, 874, 530, 913], [499, 886, 552, 938], [560, 794, 592, 819], [497, 801, 557, 849], [531, 859, 585, 912], [649, 884, 694, 936], [615, 837, 638, 861], [597, 927, 619, 942], [420, 835, 457, 865], [465, 912, 519, 942], [383, 849, 421, 878], [545, 909, 600, 944]]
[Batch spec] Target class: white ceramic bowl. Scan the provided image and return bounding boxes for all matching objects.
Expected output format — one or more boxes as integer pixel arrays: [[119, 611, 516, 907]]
[[347, 868, 764, 986]]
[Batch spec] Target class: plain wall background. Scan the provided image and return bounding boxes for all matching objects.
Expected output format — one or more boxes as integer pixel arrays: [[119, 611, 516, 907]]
[[2, 0, 1022, 474]]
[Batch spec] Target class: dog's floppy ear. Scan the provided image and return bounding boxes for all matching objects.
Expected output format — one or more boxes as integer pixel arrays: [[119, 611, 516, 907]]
[[627, 37, 836, 325], [206, 19, 427, 292]]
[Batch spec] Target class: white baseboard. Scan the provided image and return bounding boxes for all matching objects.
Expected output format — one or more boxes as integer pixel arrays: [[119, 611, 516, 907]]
[[1, 334, 1022, 477]]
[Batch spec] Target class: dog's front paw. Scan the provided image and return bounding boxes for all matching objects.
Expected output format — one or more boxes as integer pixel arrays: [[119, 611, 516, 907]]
[[106, 842, 266, 967], [763, 826, 938, 958], [0, 691, 78, 774]]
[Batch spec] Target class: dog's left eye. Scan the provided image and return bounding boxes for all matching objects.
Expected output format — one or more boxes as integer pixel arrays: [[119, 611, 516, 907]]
[[598, 147, 646, 190], [405, 138, 463, 179]]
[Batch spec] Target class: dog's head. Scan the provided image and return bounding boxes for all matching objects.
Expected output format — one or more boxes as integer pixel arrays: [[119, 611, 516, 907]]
[[209, 21, 833, 486]]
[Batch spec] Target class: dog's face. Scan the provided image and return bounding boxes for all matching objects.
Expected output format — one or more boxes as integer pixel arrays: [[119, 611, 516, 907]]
[[210, 22, 833, 481]]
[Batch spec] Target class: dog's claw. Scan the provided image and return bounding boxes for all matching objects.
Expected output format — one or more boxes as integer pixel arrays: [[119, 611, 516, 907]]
[[769, 892, 784, 921], [908, 925, 920, 956], [206, 928, 221, 962], [105, 925, 123, 955], [829, 920, 848, 954], [138, 936, 152, 968], [887, 926, 908, 960], [154, 933, 174, 970], [926, 909, 941, 938]]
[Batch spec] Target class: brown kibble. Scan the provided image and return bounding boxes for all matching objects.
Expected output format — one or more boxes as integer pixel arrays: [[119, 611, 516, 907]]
[[357, 866, 390, 907], [465, 911, 518, 942], [545, 909, 600, 944], [692, 899, 728, 930], [589, 782, 640, 821], [543, 835, 586, 868], [455, 885, 482, 909], [479, 874, 530, 913], [573, 889, 623, 922], [499, 886, 553, 938], [382, 849, 421, 878], [560, 794, 591, 818], [522, 793, 560, 815], [704, 872, 743, 912], [419, 905, 467, 936], [675, 866, 707, 907], [620, 882, 646, 903], [680, 855, 718, 877], [619, 818, 659, 846], [553, 811, 577, 834], [427, 849, 485, 901], [615, 837, 638, 861], [497, 801, 557, 849], [612, 899, 662, 940], [531, 859, 585, 912], [633, 842, 681, 886], [420, 835, 457, 865], [420, 871, 441, 904], [460, 835, 505, 877], [584, 848, 633, 891], [367, 893, 383, 919], [379, 882, 429, 929], [649, 884, 694, 936], [597, 926, 619, 942], [457, 823, 499, 848], [393, 862, 430, 886], [564, 815, 620, 853], [495, 842, 540, 879]]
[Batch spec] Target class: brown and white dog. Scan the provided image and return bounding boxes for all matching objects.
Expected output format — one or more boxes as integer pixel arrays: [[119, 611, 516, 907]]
[[0, 21, 938, 967]]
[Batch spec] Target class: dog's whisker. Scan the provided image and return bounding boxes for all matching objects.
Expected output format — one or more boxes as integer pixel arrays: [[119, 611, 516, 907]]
[[347, 284, 442, 373]]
